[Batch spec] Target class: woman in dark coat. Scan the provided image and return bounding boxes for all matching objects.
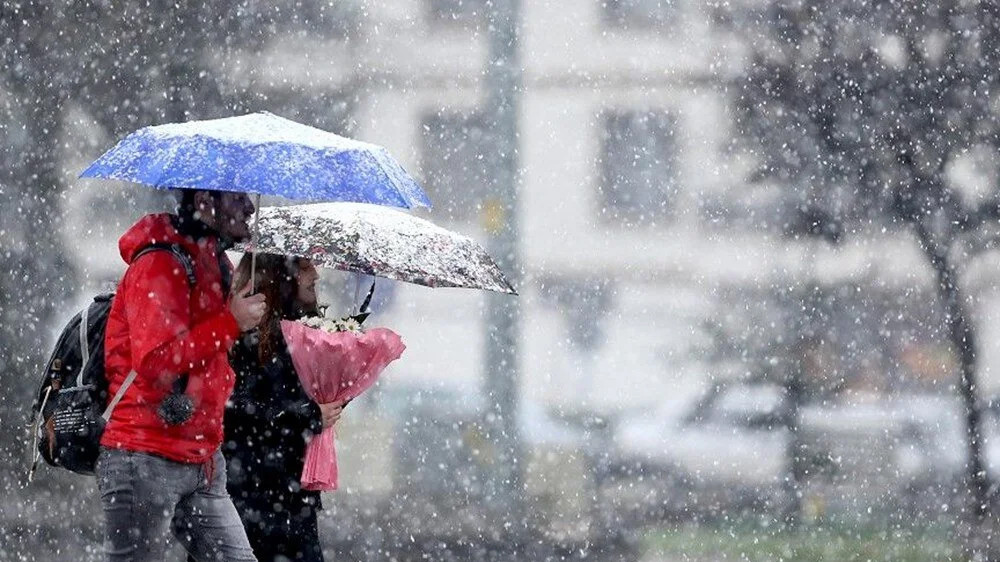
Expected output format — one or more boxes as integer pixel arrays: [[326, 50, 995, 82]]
[[224, 253, 344, 562]]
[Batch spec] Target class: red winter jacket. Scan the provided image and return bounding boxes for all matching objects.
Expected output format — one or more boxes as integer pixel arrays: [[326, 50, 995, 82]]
[[101, 213, 240, 463]]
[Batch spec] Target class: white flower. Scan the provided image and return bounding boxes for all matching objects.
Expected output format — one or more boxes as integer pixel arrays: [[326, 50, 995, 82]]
[[298, 314, 364, 334], [340, 318, 362, 333]]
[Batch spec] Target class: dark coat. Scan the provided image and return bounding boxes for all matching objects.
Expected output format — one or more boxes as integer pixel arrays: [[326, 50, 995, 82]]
[[223, 325, 324, 514]]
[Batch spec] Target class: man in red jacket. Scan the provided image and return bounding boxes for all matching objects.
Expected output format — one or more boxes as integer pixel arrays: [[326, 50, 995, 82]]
[[97, 189, 265, 561]]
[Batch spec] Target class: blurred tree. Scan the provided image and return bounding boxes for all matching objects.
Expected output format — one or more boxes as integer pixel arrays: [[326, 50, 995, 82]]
[[734, 0, 1000, 553], [1, 2, 87, 477]]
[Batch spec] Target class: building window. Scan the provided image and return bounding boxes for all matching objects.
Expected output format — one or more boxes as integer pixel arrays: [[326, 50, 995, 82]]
[[602, 0, 675, 29], [599, 110, 679, 225], [420, 111, 491, 223], [426, 0, 486, 25]]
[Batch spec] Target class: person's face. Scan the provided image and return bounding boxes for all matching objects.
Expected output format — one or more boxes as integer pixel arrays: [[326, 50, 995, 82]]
[[295, 259, 320, 307], [207, 192, 255, 242]]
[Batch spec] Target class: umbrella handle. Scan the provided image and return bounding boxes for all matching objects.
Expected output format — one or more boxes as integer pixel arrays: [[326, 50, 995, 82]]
[[360, 279, 376, 314], [354, 273, 362, 314], [353, 274, 376, 314], [250, 194, 261, 293]]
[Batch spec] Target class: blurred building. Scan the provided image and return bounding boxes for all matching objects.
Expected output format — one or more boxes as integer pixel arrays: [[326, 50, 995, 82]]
[[58, 0, 1000, 411], [281, 0, 988, 408], [342, 0, 744, 411]]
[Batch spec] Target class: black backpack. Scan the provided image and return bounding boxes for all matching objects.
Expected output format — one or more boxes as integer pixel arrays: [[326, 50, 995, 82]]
[[28, 244, 195, 478]]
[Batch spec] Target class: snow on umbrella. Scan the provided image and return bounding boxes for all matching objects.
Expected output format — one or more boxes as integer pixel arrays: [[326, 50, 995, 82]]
[[79, 111, 432, 288], [235, 202, 518, 295], [79, 111, 431, 209]]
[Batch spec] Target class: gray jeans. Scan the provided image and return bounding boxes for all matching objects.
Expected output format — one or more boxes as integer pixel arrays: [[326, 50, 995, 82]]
[[96, 447, 256, 562]]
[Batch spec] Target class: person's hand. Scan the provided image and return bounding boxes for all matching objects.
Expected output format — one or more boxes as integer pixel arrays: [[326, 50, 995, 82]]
[[319, 400, 347, 430], [230, 289, 266, 332]]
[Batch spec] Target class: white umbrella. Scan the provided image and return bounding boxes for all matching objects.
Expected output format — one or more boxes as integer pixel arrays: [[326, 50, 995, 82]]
[[236, 203, 517, 295]]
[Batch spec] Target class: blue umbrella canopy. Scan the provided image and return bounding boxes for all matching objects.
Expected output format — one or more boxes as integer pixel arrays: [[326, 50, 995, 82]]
[[80, 111, 431, 209]]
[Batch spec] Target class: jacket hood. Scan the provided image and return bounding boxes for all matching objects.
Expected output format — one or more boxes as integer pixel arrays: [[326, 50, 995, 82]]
[[119, 213, 201, 264]]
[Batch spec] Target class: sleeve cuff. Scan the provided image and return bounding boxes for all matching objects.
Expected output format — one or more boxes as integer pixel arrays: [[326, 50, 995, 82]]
[[219, 310, 240, 339], [188, 309, 241, 355], [303, 401, 324, 436], [211, 309, 241, 349]]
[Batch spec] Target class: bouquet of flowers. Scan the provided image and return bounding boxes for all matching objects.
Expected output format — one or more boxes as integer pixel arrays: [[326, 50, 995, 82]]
[[281, 312, 404, 491]]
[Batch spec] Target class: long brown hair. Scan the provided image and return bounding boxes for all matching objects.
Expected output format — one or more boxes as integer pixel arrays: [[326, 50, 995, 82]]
[[233, 253, 319, 364]]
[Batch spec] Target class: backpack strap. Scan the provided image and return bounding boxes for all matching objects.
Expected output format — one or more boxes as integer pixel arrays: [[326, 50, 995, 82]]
[[99, 245, 196, 422], [133, 243, 197, 288], [27, 385, 54, 482], [74, 304, 91, 388], [101, 370, 138, 422], [69, 245, 195, 390]]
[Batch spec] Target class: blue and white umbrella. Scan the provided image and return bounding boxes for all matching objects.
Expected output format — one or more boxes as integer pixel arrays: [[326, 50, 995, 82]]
[[81, 112, 432, 288], [80, 111, 431, 209]]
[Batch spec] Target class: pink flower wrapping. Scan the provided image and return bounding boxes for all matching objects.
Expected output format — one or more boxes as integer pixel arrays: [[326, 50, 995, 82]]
[[280, 320, 405, 490]]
